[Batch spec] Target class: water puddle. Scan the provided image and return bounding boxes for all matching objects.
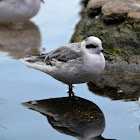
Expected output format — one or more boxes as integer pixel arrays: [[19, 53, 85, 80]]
[[0, 0, 140, 140]]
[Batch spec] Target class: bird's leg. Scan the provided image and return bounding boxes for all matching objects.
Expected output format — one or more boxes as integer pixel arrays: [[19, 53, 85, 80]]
[[68, 84, 74, 97]]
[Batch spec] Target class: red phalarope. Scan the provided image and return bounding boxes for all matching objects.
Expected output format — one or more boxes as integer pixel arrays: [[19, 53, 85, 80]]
[[20, 36, 112, 97]]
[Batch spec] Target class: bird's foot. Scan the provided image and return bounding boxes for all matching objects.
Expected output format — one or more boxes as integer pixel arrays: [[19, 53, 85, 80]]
[[67, 90, 75, 97], [68, 84, 75, 97]]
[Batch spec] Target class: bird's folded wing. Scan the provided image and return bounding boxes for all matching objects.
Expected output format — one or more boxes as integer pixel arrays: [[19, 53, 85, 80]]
[[45, 44, 82, 63], [23, 43, 82, 65]]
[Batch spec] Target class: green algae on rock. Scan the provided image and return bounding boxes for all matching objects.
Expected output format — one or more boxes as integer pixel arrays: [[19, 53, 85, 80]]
[[72, 0, 140, 55], [71, 0, 140, 100]]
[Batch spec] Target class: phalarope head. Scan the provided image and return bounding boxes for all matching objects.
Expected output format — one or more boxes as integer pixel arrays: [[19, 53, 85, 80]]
[[81, 36, 113, 55]]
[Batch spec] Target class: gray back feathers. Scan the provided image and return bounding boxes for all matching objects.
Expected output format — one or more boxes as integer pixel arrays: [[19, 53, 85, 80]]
[[26, 42, 82, 65]]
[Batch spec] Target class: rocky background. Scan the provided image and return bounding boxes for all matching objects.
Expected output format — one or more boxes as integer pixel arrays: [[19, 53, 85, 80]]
[[71, 0, 140, 101]]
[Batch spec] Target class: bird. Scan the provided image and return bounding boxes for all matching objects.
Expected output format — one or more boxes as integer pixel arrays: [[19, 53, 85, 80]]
[[20, 36, 112, 97], [0, 0, 44, 23]]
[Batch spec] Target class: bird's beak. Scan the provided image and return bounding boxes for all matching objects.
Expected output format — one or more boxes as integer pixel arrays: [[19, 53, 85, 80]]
[[41, 0, 44, 3], [101, 49, 113, 55]]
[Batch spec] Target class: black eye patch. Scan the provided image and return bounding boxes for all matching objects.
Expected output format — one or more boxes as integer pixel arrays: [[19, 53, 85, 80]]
[[86, 44, 97, 49]]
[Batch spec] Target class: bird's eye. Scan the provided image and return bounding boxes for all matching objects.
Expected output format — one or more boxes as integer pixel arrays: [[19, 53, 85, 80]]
[[86, 44, 97, 49]]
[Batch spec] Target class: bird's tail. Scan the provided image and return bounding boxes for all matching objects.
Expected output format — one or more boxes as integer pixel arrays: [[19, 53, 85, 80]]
[[20, 56, 48, 73]]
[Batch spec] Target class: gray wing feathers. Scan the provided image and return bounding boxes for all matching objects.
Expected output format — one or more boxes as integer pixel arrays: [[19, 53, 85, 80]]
[[25, 42, 82, 65], [45, 43, 82, 63]]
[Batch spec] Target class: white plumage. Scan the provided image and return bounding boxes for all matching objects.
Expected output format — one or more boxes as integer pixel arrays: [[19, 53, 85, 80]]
[[20, 36, 112, 96]]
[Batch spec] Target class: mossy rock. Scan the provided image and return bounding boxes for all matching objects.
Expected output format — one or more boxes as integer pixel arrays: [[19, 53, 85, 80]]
[[71, 0, 140, 98]]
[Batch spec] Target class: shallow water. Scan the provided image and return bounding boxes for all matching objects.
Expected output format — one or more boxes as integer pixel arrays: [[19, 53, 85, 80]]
[[0, 0, 140, 140]]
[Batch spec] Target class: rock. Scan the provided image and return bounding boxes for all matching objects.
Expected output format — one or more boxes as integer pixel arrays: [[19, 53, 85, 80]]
[[102, 0, 128, 22], [86, 0, 140, 22], [128, 11, 140, 22], [87, 0, 108, 16], [81, 0, 90, 7], [102, 0, 140, 22], [72, 0, 140, 60], [87, 64, 140, 101], [71, 0, 140, 99], [87, 0, 107, 9]]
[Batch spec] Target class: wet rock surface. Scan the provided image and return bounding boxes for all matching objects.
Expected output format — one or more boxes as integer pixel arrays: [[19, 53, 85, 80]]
[[72, 0, 140, 101], [87, 68, 140, 101]]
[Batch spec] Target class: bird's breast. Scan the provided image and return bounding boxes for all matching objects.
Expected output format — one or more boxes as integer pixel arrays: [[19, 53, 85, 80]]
[[84, 53, 105, 75]]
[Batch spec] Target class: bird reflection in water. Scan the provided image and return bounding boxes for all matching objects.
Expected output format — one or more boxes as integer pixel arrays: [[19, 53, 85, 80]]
[[0, 21, 41, 59], [23, 97, 115, 140]]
